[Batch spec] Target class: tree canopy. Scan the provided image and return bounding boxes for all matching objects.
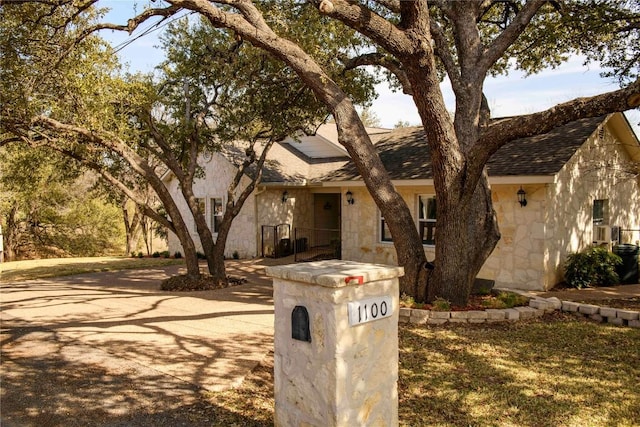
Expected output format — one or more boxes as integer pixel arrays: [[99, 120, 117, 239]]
[[1, 0, 638, 304]]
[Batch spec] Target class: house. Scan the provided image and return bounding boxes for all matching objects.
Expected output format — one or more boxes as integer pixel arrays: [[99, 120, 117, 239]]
[[164, 113, 640, 291]]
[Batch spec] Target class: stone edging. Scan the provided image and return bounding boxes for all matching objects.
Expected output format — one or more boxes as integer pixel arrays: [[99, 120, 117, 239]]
[[399, 292, 640, 328]]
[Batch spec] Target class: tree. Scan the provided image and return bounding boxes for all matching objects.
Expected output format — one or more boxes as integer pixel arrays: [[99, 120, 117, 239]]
[[3, 0, 639, 304], [1, 2, 377, 287], [144, 16, 376, 286], [0, 144, 125, 260], [0, 3, 205, 277], [104, 0, 639, 305]]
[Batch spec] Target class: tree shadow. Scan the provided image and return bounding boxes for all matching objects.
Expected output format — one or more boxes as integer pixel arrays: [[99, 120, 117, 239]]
[[1, 346, 273, 427], [398, 318, 640, 426]]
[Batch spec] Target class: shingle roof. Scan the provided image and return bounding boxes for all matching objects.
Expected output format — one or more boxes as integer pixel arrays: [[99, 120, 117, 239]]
[[322, 115, 606, 182]]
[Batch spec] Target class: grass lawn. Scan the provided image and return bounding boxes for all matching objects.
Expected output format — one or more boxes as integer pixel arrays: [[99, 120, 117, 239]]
[[2, 259, 637, 426], [0, 256, 184, 283], [213, 315, 639, 427]]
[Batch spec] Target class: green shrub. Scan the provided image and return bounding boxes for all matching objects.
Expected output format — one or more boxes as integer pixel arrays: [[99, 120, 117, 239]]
[[432, 297, 451, 311], [232, 250, 240, 260], [137, 251, 144, 258], [564, 246, 622, 289], [174, 251, 182, 259], [162, 250, 171, 258], [196, 251, 206, 260], [152, 251, 161, 258]]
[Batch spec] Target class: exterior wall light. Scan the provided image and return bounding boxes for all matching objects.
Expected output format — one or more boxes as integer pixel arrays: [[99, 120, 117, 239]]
[[517, 186, 527, 207], [282, 190, 289, 204], [345, 190, 355, 205]]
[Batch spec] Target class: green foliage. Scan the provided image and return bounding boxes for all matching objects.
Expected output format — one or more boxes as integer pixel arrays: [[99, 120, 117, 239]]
[[432, 297, 451, 311], [482, 291, 529, 309], [564, 246, 622, 289], [174, 251, 182, 259], [232, 250, 240, 260], [152, 251, 161, 258], [0, 144, 124, 259]]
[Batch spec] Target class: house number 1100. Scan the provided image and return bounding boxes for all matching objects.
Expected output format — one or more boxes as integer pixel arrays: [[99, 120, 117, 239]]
[[347, 296, 393, 326]]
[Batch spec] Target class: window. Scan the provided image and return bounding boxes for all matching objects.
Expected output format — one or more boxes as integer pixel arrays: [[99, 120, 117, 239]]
[[380, 214, 393, 242], [194, 198, 205, 231], [379, 195, 437, 245], [593, 199, 608, 225], [418, 195, 437, 245], [211, 198, 223, 233]]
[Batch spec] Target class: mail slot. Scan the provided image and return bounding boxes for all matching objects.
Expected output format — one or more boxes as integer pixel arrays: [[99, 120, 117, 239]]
[[291, 305, 311, 342]]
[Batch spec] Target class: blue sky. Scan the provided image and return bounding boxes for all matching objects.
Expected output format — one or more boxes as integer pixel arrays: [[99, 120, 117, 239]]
[[99, 1, 639, 134]]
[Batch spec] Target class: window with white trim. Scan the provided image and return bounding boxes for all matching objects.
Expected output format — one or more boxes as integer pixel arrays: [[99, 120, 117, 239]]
[[592, 199, 609, 225], [211, 198, 223, 233], [418, 195, 437, 245], [209, 197, 224, 233], [380, 213, 393, 242], [379, 195, 437, 245]]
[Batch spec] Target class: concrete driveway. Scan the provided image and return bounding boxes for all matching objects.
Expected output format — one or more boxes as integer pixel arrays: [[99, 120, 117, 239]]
[[1, 260, 277, 393]]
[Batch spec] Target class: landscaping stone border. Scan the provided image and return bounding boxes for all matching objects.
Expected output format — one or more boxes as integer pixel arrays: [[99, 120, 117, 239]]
[[399, 289, 640, 328]]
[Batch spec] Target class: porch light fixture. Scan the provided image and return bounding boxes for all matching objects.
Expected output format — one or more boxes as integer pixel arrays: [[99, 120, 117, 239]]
[[517, 186, 527, 207], [282, 190, 289, 204], [345, 190, 355, 205]]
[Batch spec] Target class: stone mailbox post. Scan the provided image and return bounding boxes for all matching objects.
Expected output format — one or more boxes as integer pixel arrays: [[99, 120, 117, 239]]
[[266, 260, 404, 427]]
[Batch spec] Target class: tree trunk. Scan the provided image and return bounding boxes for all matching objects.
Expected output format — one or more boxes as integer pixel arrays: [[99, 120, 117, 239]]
[[3, 204, 18, 262], [122, 200, 143, 256], [331, 104, 429, 300], [428, 174, 500, 306]]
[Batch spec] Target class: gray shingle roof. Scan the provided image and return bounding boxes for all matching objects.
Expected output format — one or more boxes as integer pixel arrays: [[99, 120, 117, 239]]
[[322, 115, 606, 182]]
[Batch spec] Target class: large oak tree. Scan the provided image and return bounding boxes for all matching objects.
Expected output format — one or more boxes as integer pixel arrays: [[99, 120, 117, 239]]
[[3, 0, 638, 304]]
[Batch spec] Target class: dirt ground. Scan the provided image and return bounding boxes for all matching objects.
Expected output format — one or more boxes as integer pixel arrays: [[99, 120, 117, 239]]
[[0, 321, 275, 427]]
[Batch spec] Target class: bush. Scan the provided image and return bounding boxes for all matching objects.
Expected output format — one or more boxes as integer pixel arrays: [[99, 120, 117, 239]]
[[152, 251, 161, 258], [196, 251, 206, 260], [432, 297, 451, 311], [162, 250, 171, 258], [174, 251, 182, 259], [232, 250, 240, 260], [137, 251, 144, 258], [564, 246, 622, 289]]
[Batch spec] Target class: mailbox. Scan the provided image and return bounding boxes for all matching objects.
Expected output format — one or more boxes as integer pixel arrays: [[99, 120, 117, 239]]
[[291, 306, 311, 342]]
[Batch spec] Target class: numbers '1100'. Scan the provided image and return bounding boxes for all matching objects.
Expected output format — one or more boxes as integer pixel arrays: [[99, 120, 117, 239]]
[[347, 296, 392, 326]]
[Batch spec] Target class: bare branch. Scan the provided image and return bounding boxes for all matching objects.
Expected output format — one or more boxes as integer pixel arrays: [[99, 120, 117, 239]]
[[307, 0, 413, 57]]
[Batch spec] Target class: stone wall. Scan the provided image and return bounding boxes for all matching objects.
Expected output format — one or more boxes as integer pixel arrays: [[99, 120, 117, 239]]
[[267, 261, 402, 426], [545, 121, 640, 287], [340, 185, 548, 290]]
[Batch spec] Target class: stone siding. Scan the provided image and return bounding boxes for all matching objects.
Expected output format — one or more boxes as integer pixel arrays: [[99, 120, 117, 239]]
[[267, 261, 402, 426]]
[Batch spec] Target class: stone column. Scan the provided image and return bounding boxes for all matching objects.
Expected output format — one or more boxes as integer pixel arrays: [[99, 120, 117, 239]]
[[266, 260, 403, 427]]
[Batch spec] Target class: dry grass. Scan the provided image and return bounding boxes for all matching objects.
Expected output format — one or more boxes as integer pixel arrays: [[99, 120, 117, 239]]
[[397, 314, 640, 427], [208, 314, 639, 427], [0, 256, 183, 283]]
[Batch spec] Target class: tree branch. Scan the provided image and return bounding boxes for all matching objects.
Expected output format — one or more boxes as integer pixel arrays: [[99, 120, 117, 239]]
[[308, 0, 414, 57], [470, 78, 640, 178], [342, 52, 413, 95], [478, 0, 546, 75]]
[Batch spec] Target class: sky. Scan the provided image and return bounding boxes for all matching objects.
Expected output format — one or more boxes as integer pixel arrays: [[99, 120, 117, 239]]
[[99, 1, 639, 134]]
